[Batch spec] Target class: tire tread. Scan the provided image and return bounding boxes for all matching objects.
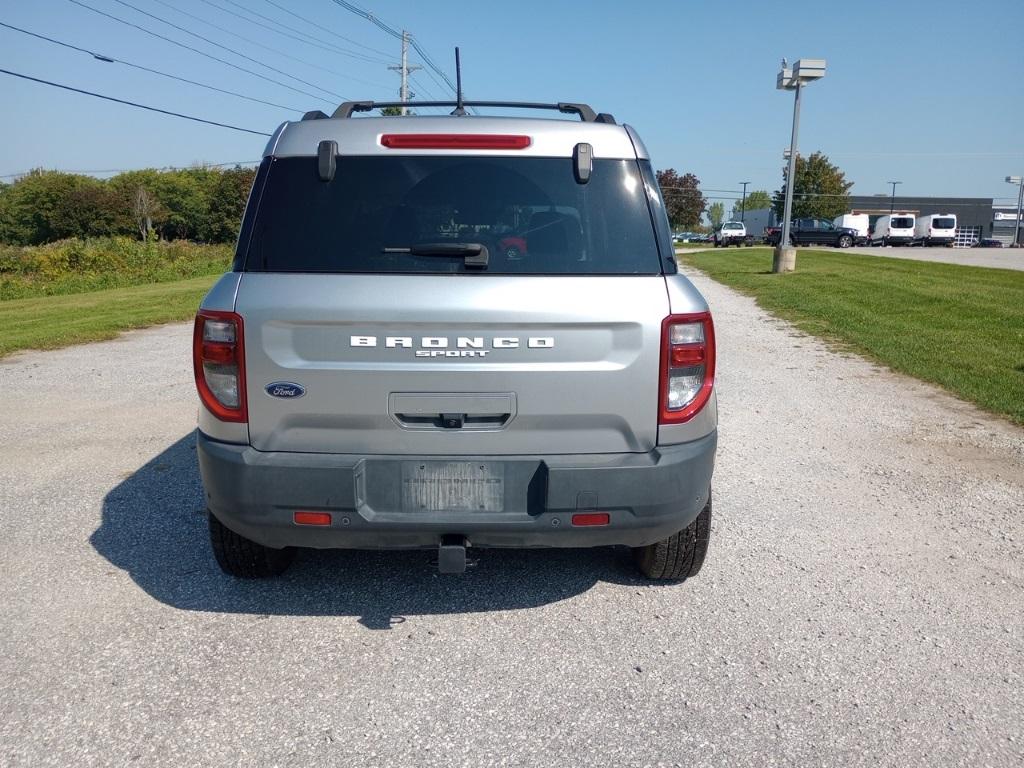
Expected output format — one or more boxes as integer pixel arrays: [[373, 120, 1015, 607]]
[[633, 491, 712, 582], [208, 512, 294, 578]]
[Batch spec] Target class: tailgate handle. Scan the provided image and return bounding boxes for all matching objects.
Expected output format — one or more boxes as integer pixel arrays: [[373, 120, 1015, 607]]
[[390, 393, 515, 431], [395, 412, 511, 430]]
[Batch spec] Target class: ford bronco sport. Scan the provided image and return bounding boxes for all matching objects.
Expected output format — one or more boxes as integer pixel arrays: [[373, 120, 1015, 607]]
[[194, 100, 717, 580]]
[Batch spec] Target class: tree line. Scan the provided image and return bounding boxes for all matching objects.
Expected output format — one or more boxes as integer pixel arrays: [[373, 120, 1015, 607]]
[[0, 165, 257, 246], [655, 151, 851, 230]]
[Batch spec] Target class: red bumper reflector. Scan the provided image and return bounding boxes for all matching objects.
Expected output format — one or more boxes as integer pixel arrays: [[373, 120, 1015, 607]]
[[571, 513, 610, 527], [380, 133, 531, 150], [294, 511, 332, 526]]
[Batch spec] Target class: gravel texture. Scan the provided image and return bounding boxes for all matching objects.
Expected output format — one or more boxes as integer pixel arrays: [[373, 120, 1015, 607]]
[[1, 270, 1022, 767]]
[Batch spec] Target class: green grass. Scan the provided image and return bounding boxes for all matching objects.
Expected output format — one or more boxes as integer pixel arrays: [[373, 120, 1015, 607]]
[[0, 275, 218, 357], [680, 247, 1024, 425]]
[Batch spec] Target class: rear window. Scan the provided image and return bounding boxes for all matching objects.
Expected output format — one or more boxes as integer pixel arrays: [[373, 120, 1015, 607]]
[[241, 155, 662, 275], [723, 223, 743, 230], [932, 217, 955, 229], [892, 217, 914, 229]]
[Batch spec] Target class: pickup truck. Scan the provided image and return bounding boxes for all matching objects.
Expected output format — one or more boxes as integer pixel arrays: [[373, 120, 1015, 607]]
[[713, 221, 747, 247], [764, 218, 857, 248]]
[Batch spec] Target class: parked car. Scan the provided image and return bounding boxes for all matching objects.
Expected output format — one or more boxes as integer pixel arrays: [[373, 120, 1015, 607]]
[[714, 221, 747, 247], [871, 214, 916, 246], [764, 218, 857, 248], [193, 99, 717, 581], [974, 238, 1005, 248], [913, 213, 957, 246]]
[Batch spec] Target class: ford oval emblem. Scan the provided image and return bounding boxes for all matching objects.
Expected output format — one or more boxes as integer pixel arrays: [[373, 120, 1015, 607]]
[[265, 381, 306, 399]]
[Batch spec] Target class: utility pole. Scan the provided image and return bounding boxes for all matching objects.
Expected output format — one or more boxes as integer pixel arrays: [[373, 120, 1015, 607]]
[[738, 181, 751, 222], [388, 31, 421, 115], [888, 180, 902, 215], [1007, 176, 1023, 247]]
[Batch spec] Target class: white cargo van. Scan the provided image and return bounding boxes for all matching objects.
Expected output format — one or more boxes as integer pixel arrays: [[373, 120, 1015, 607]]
[[914, 213, 956, 246], [871, 214, 916, 246], [833, 213, 870, 244]]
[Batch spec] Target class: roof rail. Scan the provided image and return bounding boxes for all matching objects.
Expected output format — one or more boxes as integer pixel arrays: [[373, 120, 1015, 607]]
[[329, 100, 611, 124]]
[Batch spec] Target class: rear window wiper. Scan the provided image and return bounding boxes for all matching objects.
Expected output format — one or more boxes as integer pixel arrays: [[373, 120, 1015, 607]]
[[382, 242, 489, 269]]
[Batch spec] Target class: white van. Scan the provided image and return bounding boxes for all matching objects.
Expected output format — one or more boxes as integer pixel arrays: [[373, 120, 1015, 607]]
[[871, 214, 916, 246], [914, 213, 957, 246], [833, 213, 870, 244]]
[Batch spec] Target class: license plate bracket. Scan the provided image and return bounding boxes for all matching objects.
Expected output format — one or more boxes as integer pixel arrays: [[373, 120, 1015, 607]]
[[401, 461, 505, 512]]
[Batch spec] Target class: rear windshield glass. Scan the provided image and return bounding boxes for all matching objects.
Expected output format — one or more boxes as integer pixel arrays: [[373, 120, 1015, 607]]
[[892, 217, 914, 229], [932, 217, 955, 229], [242, 156, 662, 274], [723, 223, 743, 230]]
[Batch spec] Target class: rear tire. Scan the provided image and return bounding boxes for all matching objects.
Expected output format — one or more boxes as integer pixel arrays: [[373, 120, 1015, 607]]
[[208, 512, 295, 577], [633, 491, 712, 581]]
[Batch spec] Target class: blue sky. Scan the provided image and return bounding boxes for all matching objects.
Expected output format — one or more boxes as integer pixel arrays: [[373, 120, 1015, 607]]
[[1, 0, 1022, 207]]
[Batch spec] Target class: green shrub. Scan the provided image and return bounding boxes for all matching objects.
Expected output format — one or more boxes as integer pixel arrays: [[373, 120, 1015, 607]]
[[0, 237, 232, 300]]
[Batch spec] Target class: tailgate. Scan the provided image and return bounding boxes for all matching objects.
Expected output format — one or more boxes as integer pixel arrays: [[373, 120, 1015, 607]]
[[238, 273, 667, 455]]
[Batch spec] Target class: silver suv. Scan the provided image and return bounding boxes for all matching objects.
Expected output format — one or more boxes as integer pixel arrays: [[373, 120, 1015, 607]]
[[193, 100, 717, 580]]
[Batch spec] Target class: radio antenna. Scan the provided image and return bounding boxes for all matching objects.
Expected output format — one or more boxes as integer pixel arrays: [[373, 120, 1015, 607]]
[[451, 47, 467, 116]]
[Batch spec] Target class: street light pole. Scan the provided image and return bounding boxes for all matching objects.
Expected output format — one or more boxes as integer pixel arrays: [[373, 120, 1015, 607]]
[[888, 180, 902, 215], [1007, 176, 1023, 247], [739, 181, 751, 222], [778, 81, 802, 265], [773, 58, 826, 274]]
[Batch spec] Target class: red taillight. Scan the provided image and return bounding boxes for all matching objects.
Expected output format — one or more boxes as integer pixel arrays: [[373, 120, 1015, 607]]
[[294, 511, 332, 526], [571, 513, 610, 527], [193, 310, 247, 423], [659, 312, 715, 425], [380, 133, 532, 150]]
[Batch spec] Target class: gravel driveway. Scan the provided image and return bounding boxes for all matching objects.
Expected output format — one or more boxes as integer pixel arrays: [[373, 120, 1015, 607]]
[[1, 271, 1021, 767]]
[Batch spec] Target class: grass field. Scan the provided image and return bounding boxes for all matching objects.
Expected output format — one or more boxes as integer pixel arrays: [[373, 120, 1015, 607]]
[[681, 247, 1024, 425], [0, 275, 218, 357]]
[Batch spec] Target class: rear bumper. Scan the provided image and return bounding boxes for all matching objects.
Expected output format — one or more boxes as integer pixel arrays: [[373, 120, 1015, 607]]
[[196, 431, 717, 550]]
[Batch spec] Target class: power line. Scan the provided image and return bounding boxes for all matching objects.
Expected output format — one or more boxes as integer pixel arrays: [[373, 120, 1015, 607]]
[[327, 0, 474, 112], [198, 0, 391, 65], [1, 161, 259, 180], [67, 0, 332, 105], [148, 0, 385, 88], [193, 0, 392, 91], [260, 0, 394, 58], [101, 0, 346, 99], [0, 68, 270, 136], [0, 21, 305, 113]]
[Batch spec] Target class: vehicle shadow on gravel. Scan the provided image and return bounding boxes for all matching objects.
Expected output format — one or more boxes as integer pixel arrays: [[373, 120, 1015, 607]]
[[92, 434, 650, 628]]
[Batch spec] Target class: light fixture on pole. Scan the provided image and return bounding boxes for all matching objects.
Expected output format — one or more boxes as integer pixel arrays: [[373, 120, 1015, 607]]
[[739, 181, 751, 222], [1007, 176, 1023, 247], [774, 58, 826, 273], [888, 181, 902, 215]]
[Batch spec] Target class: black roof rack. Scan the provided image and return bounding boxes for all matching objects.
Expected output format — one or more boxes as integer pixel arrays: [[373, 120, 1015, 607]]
[[317, 100, 614, 124]]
